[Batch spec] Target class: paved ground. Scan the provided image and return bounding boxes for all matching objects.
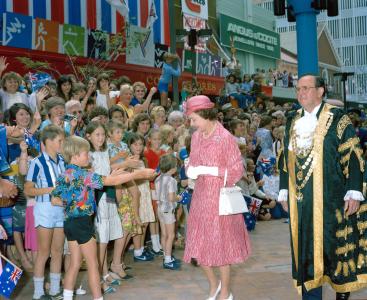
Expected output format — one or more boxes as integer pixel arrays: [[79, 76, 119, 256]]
[[11, 220, 367, 300]]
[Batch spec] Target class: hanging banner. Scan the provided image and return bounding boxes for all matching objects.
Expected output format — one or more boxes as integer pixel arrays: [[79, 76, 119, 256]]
[[197, 52, 210, 75], [87, 30, 109, 59], [2, 12, 32, 49], [181, 0, 208, 20], [126, 25, 154, 67], [33, 18, 59, 53], [183, 50, 194, 73], [60, 24, 86, 57], [154, 43, 169, 68], [209, 54, 222, 77]]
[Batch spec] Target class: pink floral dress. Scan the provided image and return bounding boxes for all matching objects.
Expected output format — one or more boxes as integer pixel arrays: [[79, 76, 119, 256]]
[[183, 122, 251, 266]]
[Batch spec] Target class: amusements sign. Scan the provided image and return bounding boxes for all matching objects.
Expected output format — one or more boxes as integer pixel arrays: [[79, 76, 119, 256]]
[[219, 14, 280, 60]]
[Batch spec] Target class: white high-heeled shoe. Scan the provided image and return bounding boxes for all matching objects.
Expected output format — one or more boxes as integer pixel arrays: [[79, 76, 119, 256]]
[[224, 293, 233, 300], [206, 281, 222, 300]]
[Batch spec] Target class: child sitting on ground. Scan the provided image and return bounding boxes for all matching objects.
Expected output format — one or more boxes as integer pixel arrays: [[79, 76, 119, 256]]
[[51, 136, 155, 300], [243, 158, 276, 221], [259, 157, 288, 220]]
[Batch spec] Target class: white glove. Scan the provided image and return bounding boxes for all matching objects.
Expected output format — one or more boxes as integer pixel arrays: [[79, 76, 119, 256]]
[[196, 166, 218, 176], [277, 189, 288, 202], [186, 166, 219, 180], [187, 166, 199, 180]]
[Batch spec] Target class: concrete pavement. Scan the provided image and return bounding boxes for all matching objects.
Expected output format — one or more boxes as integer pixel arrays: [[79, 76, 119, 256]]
[[11, 220, 367, 299]]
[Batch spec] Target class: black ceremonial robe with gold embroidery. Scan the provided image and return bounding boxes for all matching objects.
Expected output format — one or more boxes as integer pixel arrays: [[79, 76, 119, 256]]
[[279, 102, 367, 293]]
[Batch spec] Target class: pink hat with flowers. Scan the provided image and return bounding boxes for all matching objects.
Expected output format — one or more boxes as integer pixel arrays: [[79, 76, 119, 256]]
[[184, 95, 214, 116]]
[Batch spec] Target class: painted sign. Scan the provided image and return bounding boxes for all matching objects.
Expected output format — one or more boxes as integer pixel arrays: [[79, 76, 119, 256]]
[[126, 25, 154, 67], [208, 54, 222, 77], [2, 12, 32, 49], [197, 52, 210, 75], [181, 0, 208, 20], [33, 18, 59, 53], [219, 14, 280, 60], [183, 50, 222, 76], [183, 50, 194, 73], [61, 24, 86, 57], [87, 30, 109, 59], [154, 43, 168, 68]]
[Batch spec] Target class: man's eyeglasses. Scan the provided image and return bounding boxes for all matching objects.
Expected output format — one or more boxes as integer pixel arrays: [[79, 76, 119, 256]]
[[295, 86, 318, 93], [71, 110, 82, 115]]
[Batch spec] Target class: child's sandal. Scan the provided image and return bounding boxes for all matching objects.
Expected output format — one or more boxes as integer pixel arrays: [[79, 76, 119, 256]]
[[102, 274, 121, 286], [109, 263, 134, 281]]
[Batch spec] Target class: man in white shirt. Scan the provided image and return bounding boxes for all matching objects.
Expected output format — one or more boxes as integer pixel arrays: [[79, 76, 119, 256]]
[[278, 74, 365, 300]]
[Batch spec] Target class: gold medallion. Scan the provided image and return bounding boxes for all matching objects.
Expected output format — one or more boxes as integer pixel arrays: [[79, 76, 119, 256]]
[[297, 170, 303, 181], [296, 191, 303, 202]]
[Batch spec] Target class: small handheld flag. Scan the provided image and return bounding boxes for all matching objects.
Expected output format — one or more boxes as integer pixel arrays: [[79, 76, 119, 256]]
[[28, 72, 52, 92], [0, 254, 23, 298]]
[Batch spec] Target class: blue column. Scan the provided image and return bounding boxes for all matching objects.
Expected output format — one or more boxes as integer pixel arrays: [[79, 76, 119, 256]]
[[288, 0, 319, 77], [296, 12, 319, 76]]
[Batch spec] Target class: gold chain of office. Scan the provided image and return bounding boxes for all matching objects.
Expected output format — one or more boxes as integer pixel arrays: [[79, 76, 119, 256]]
[[291, 133, 316, 201], [290, 112, 333, 201]]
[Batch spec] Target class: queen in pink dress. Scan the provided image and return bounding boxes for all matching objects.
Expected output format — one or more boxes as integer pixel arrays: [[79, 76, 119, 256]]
[[183, 95, 251, 300]]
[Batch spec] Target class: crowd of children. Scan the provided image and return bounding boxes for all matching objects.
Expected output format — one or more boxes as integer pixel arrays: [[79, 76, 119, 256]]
[[0, 54, 292, 299]]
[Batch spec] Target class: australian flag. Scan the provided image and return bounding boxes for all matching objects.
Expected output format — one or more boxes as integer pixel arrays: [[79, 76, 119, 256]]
[[244, 195, 262, 216], [28, 72, 52, 92], [243, 195, 263, 231], [0, 260, 23, 298]]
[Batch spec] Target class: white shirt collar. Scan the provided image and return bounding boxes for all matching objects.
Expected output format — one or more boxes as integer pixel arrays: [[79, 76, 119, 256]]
[[303, 103, 322, 118]]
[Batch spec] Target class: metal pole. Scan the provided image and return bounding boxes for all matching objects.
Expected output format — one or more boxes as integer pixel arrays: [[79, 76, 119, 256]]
[[168, 0, 179, 108], [335, 72, 354, 112], [343, 79, 347, 112], [191, 44, 197, 90]]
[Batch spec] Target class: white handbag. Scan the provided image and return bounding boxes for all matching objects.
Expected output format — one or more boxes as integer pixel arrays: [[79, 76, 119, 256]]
[[219, 169, 248, 216]]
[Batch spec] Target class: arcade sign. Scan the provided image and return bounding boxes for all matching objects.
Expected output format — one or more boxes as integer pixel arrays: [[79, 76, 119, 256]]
[[181, 0, 208, 20]]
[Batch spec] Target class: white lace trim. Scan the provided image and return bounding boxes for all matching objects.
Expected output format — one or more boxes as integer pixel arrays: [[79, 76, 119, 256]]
[[344, 190, 364, 201]]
